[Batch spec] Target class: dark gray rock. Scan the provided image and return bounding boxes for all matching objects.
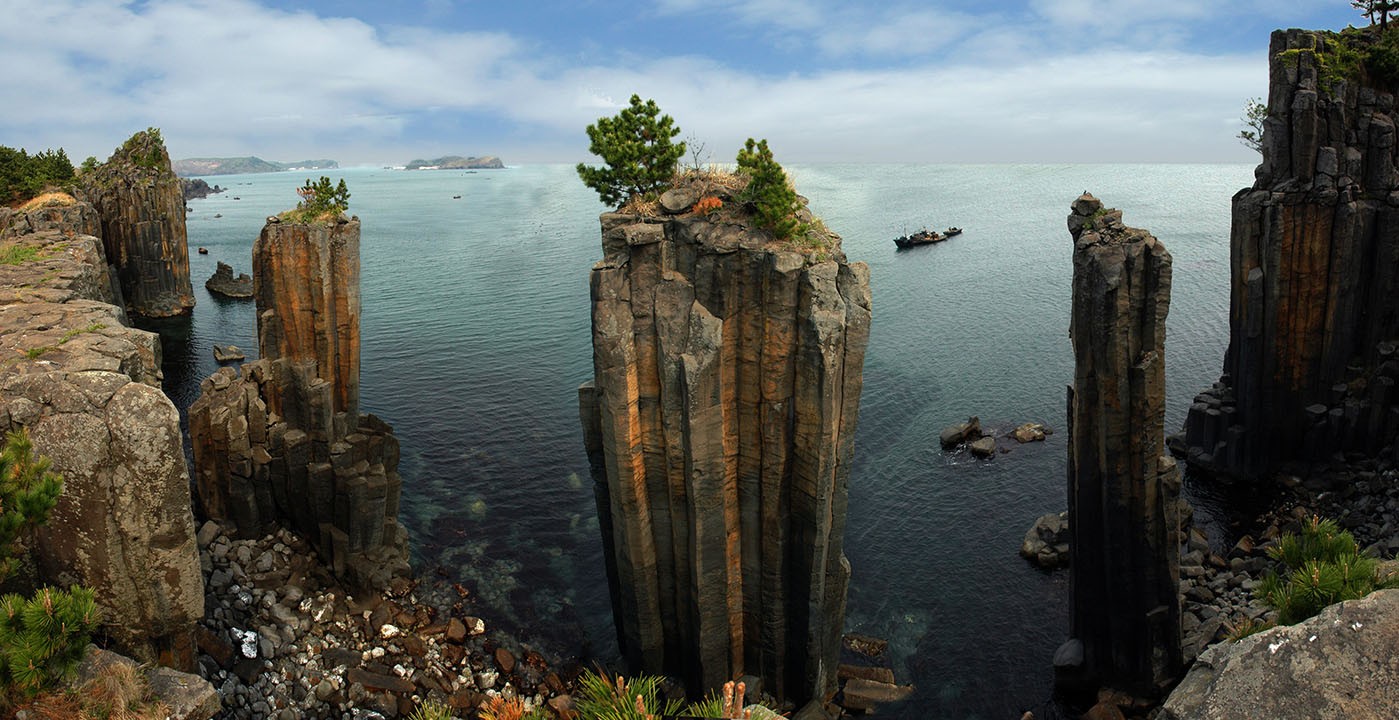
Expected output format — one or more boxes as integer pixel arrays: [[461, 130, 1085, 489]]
[[205, 261, 253, 299], [939, 416, 982, 449]]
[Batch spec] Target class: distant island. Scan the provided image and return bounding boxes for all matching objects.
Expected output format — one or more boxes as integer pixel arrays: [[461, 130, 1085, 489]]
[[403, 155, 504, 170], [172, 156, 339, 177]]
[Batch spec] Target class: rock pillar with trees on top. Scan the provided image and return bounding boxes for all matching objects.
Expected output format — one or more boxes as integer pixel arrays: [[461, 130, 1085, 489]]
[[1062, 193, 1182, 697], [80, 128, 195, 318], [190, 182, 407, 591]]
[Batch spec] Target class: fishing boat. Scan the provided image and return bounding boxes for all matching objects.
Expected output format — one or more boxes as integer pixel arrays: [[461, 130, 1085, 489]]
[[893, 229, 943, 248]]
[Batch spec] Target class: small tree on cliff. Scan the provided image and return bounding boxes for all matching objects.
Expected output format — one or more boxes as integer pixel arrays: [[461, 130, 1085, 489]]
[[1237, 98, 1266, 154], [576, 95, 686, 207], [1355, 0, 1396, 30], [0, 429, 99, 701], [287, 176, 351, 223], [736, 138, 804, 241]]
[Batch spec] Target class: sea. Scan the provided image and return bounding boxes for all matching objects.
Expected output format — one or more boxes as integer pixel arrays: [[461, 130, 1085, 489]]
[[156, 163, 1253, 719]]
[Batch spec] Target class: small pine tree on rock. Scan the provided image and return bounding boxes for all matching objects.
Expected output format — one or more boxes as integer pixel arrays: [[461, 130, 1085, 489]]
[[576, 95, 686, 207], [1256, 515, 1399, 625], [0, 429, 62, 582], [736, 138, 804, 241]]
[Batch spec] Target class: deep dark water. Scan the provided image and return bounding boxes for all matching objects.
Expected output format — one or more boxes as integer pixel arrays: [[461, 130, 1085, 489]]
[[153, 163, 1251, 719]]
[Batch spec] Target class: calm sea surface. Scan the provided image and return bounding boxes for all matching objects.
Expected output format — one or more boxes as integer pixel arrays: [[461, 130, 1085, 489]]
[[163, 163, 1251, 719]]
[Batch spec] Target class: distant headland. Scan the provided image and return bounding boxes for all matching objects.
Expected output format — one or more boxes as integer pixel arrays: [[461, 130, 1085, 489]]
[[172, 156, 339, 177], [402, 155, 504, 170]]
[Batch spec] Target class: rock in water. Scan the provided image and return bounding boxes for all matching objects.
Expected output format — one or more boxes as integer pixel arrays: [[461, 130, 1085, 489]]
[[940, 416, 982, 449], [205, 261, 253, 298], [1181, 29, 1399, 476], [579, 192, 871, 704], [1064, 193, 1182, 695], [81, 128, 195, 317], [190, 215, 408, 592], [212, 345, 245, 362]]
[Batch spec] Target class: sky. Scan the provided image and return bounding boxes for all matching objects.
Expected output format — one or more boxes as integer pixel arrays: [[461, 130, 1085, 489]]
[[0, 0, 1366, 165]]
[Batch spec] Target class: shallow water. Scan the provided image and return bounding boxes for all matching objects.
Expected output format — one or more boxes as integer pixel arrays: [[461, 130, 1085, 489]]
[[166, 163, 1250, 718]]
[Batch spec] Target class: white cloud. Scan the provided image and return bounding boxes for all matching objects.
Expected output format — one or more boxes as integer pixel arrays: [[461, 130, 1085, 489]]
[[0, 0, 1277, 163]]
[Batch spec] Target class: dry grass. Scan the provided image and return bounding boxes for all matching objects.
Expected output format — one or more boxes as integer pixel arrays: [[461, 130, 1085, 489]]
[[17, 660, 170, 720], [17, 193, 77, 212]]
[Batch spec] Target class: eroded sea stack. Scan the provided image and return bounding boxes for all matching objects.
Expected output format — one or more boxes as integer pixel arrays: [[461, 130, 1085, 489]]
[[579, 185, 870, 705], [190, 214, 407, 590], [0, 200, 204, 669], [1063, 194, 1182, 695], [1180, 29, 1399, 475], [82, 129, 195, 317]]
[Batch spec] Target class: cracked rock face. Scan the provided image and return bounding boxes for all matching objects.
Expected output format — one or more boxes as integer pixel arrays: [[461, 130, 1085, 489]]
[[1065, 193, 1182, 695], [1182, 29, 1399, 475], [579, 207, 870, 705], [0, 202, 203, 670]]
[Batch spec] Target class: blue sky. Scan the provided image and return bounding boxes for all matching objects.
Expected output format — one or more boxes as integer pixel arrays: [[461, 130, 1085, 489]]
[[0, 1, 1363, 165]]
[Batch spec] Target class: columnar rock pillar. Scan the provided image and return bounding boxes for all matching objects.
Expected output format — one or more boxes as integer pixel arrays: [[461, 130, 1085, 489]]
[[1180, 29, 1399, 475], [82, 129, 195, 317], [1065, 193, 1182, 695], [190, 215, 407, 591], [579, 199, 870, 705]]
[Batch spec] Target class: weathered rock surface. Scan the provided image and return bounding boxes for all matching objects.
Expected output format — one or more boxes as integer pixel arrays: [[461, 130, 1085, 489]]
[[1064, 193, 1182, 695], [0, 203, 204, 670], [1180, 29, 1399, 475], [81, 128, 195, 317], [1020, 511, 1070, 569], [1161, 589, 1399, 719], [205, 260, 253, 298], [191, 216, 407, 591], [74, 646, 219, 720], [579, 201, 870, 704], [939, 416, 982, 449]]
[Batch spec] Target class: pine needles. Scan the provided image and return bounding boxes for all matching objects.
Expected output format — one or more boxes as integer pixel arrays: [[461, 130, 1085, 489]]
[[1257, 516, 1399, 625]]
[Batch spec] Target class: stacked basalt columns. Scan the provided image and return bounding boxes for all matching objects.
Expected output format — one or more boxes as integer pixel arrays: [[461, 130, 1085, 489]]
[[190, 215, 407, 591], [579, 201, 871, 706], [1180, 29, 1399, 475], [1064, 193, 1182, 696]]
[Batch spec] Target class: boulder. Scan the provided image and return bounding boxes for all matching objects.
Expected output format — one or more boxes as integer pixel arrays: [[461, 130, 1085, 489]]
[[1020, 511, 1070, 569], [968, 436, 997, 457], [75, 645, 218, 720], [212, 345, 245, 363], [1161, 590, 1399, 719], [204, 261, 253, 299], [1012, 422, 1047, 443], [940, 416, 982, 449]]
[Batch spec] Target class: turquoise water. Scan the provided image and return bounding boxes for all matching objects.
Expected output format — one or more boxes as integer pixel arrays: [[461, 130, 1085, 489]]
[[169, 163, 1250, 718]]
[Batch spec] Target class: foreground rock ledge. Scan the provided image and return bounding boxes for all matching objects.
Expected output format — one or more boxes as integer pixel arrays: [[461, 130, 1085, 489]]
[[579, 192, 871, 706], [1162, 588, 1399, 719]]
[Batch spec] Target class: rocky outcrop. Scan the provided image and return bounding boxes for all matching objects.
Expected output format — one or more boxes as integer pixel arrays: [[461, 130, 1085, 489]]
[[190, 215, 407, 591], [82, 129, 195, 317], [579, 192, 870, 705], [1179, 29, 1399, 475], [0, 201, 204, 670], [1161, 589, 1399, 719], [76, 646, 219, 720], [180, 178, 224, 201], [204, 261, 253, 298], [1063, 193, 1182, 695]]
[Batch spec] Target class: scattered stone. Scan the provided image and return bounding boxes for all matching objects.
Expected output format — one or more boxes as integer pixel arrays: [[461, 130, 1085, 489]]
[[212, 345, 244, 363], [1012, 422, 1048, 443], [968, 436, 997, 458], [940, 416, 982, 449]]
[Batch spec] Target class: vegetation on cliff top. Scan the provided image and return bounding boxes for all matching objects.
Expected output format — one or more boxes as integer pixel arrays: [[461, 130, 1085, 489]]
[[576, 95, 686, 207], [1277, 24, 1399, 93], [0, 146, 74, 208], [279, 176, 352, 224]]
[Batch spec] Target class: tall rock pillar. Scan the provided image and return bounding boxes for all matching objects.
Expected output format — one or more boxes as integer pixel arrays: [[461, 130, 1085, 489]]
[[1180, 29, 1399, 475], [82, 129, 195, 317], [1065, 193, 1182, 695], [579, 182, 870, 706], [191, 214, 407, 591]]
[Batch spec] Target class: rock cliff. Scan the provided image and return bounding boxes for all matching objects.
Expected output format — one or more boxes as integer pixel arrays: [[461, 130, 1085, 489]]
[[1180, 29, 1399, 475], [82, 129, 195, 318], [0, 199, 204, 669], [1161, 588, 1399, 719], [579, 184, 870, 705], [190, 215, 408, 591], [1063, 194, 1182, 695]]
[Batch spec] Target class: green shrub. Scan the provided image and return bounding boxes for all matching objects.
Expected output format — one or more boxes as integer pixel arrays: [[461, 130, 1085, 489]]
[[0, 147, 74, 207], [736, 138, 804, 242], [576, 95, 686, 207], [1256, 516, 1399, 625], [575, 670, 771, 720], [0, 586, 99, 698], [283, 176, 351, 223], [0, 430, 98, 701]]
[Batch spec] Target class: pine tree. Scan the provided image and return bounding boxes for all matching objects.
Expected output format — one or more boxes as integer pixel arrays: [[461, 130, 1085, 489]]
[[736, 138, 804, 241], [576, 95, 686, 207], [1256, 516, 1399, 625]]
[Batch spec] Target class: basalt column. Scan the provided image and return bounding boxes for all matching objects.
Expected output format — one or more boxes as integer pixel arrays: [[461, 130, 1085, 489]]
[[1180, 29, 1399, 475], [82, 128, 195, 317], [190, 215, 406, 591], [579, 198, 870, 705], [1065, 193, 1182, 695]]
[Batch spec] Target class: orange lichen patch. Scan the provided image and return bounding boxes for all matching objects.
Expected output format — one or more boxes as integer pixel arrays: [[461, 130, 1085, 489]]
[[693, 196, 723, 214], [18, 192, 77, 212]]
